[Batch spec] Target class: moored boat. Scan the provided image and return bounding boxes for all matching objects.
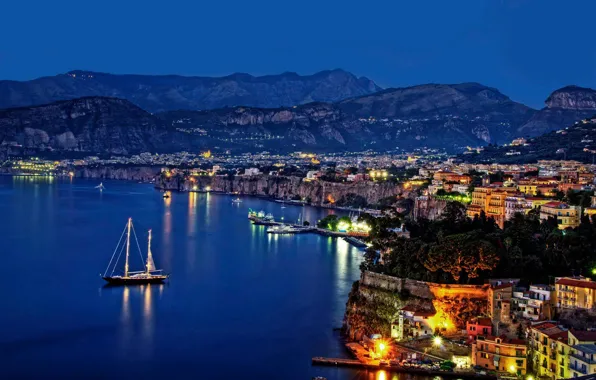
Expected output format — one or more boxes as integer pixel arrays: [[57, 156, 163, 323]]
[[102, 218, 169, 285]]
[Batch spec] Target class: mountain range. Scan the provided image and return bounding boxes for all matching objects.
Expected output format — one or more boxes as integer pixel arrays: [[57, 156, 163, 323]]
[[0, 70, 595, 155], [0, 69, 380, 113], [459, 116, 596, 164]]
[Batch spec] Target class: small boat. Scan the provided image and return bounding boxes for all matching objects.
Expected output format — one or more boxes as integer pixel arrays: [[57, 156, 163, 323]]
[[263, 213, 274, 222], [102, 218, 169, 285], [232, 197, 242, 204], [267, 225, 307, 234], [162, 193, 170, 199], [95, 182, 105, 191]]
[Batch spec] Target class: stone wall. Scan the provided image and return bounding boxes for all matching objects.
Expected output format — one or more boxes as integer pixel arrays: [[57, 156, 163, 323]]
[[361, 271, 488, 300]]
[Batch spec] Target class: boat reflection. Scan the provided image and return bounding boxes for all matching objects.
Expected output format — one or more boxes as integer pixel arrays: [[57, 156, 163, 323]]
[[102, 283, 164, 357]]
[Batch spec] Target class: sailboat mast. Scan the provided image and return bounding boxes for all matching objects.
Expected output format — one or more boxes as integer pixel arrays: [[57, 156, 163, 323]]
[[146, 229, 153, 274], [124, 217, 132, 278]]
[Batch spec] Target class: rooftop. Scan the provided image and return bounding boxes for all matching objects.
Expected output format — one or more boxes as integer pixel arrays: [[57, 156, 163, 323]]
[[556, 278, 596, 290]]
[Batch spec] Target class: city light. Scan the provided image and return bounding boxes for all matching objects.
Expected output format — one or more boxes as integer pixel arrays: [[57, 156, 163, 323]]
[[509, 365, 516, 373], [433, 336, 442, 347], [337, 221, 350, 232]]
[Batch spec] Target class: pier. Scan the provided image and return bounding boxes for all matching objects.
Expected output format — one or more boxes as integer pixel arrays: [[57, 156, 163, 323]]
[[249, 216, 368, 247], [311, 356, 496, 379]]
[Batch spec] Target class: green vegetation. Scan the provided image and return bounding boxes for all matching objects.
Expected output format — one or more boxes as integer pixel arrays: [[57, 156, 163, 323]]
[[434, 189, 471, 204], [362, 202, 596, 284]]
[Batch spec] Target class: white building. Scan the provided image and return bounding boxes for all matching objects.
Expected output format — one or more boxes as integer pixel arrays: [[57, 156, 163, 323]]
[[244, 168, 260, 176]]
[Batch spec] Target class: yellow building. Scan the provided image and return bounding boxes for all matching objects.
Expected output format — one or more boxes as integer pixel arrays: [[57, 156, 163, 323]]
[[585, 192, 596, 216], [467, 187, 518, 229], [555, 277, 596, 310], [539, 202, 581, 229], [529, 322, 569, 379], [472, 335, 527, 375]]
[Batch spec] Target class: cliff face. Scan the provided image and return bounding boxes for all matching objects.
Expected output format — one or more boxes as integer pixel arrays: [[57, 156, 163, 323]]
[[0, 97, 178, 154], [0, 69, 381, 113], [74, 166, 162, 181], [157, 175, 404, 206], [517, 85, 596, 137], [413, 196, 450, 220], [160, 83, 536, 152]]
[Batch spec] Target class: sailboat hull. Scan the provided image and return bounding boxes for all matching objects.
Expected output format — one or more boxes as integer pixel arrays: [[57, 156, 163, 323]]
[[102, 275, 168, 285]]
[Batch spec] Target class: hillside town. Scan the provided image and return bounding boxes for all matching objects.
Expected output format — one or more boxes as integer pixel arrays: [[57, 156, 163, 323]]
[[3, 143, 596, 380]]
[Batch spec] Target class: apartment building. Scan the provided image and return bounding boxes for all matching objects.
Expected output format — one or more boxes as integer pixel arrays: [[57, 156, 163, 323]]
[[467, 317, 493, 340], [568, 330, 596, 378], [539, 202, 581, 229], [467, 187, 519, 229], [512, 285, 556, 321], [556, 277, 596, 309], [505, 195, 531, 220], [472, 335, 527, 375], [529, 322, 569, 379]]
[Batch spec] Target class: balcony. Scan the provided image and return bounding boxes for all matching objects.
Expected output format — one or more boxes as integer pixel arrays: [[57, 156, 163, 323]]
[[568, 364, 587, 374], [571, 353, 596, 365], [558, 288, 576, 293]]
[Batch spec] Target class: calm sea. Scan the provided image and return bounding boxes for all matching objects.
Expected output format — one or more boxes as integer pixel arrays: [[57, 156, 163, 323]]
[[0, 176, 426, 380]]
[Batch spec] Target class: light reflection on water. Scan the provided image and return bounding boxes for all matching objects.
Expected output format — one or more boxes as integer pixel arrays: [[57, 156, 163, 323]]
[[0, 178, 427, 380]]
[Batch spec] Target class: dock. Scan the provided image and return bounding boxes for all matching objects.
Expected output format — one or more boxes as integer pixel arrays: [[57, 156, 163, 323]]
[[312, 357, 377, 369], [311, 356, 496, 379]]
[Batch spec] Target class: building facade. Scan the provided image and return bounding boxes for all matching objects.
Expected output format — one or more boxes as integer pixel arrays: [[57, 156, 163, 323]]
[[556, 277, 596, 310], [472, 335, 527, 375], [540, 202, 581, 229]]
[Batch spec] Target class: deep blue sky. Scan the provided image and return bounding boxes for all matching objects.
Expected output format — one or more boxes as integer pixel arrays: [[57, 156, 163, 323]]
[[1, 0, 595, 108]]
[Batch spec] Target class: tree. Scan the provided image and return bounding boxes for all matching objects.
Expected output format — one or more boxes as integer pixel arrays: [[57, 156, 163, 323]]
[[424, 233, 499, 283], [317, 215, 338, 230]]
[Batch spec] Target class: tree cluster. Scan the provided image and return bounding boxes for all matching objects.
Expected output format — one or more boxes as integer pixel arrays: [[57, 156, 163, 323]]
[[361, 202, 596, 284]]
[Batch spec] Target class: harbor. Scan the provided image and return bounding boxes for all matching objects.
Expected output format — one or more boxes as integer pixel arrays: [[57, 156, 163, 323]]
[[247, 209, 369, 248]]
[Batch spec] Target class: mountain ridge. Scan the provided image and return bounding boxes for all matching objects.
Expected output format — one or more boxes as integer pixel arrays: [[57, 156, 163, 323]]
[[0, 69, 381, 113], [1, 80, 595, 155]]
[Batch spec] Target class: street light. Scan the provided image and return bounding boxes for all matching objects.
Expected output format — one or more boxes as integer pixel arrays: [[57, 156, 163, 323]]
[[433, 336, 443, 347]]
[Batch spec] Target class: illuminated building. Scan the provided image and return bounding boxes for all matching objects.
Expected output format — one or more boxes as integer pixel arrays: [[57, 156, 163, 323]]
[[391, 306, 435, 340], [569, 344, 596, 378], [539, 202, 580, 229], [467, 187, 518, 229], [466, 317, 492, 340], [555, 277, 596, 310], [511, 284, 556, 321], [505, 195, 531, 220], [585, 192, 596, 216], [488, 282, 514, 324], [529, 322, 569, 379], [471, 335, 527, 375]]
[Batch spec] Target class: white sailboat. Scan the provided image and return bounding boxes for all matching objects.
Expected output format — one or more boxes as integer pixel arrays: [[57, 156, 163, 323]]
[[95, 182, 105, 191], [102, 218, 169, 285]]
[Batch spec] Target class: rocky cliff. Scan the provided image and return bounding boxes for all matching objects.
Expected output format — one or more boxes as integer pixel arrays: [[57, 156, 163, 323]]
[[0, 69, 381, 113], [0, 97, 180, 154], [159, 83, 537, 152], [517, 85, 596, 137], [157, 174, 404, 206], [74, 166, 162, 181]]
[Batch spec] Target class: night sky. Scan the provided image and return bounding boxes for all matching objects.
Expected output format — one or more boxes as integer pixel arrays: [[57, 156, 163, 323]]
[[1, 0, 595, 108]]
